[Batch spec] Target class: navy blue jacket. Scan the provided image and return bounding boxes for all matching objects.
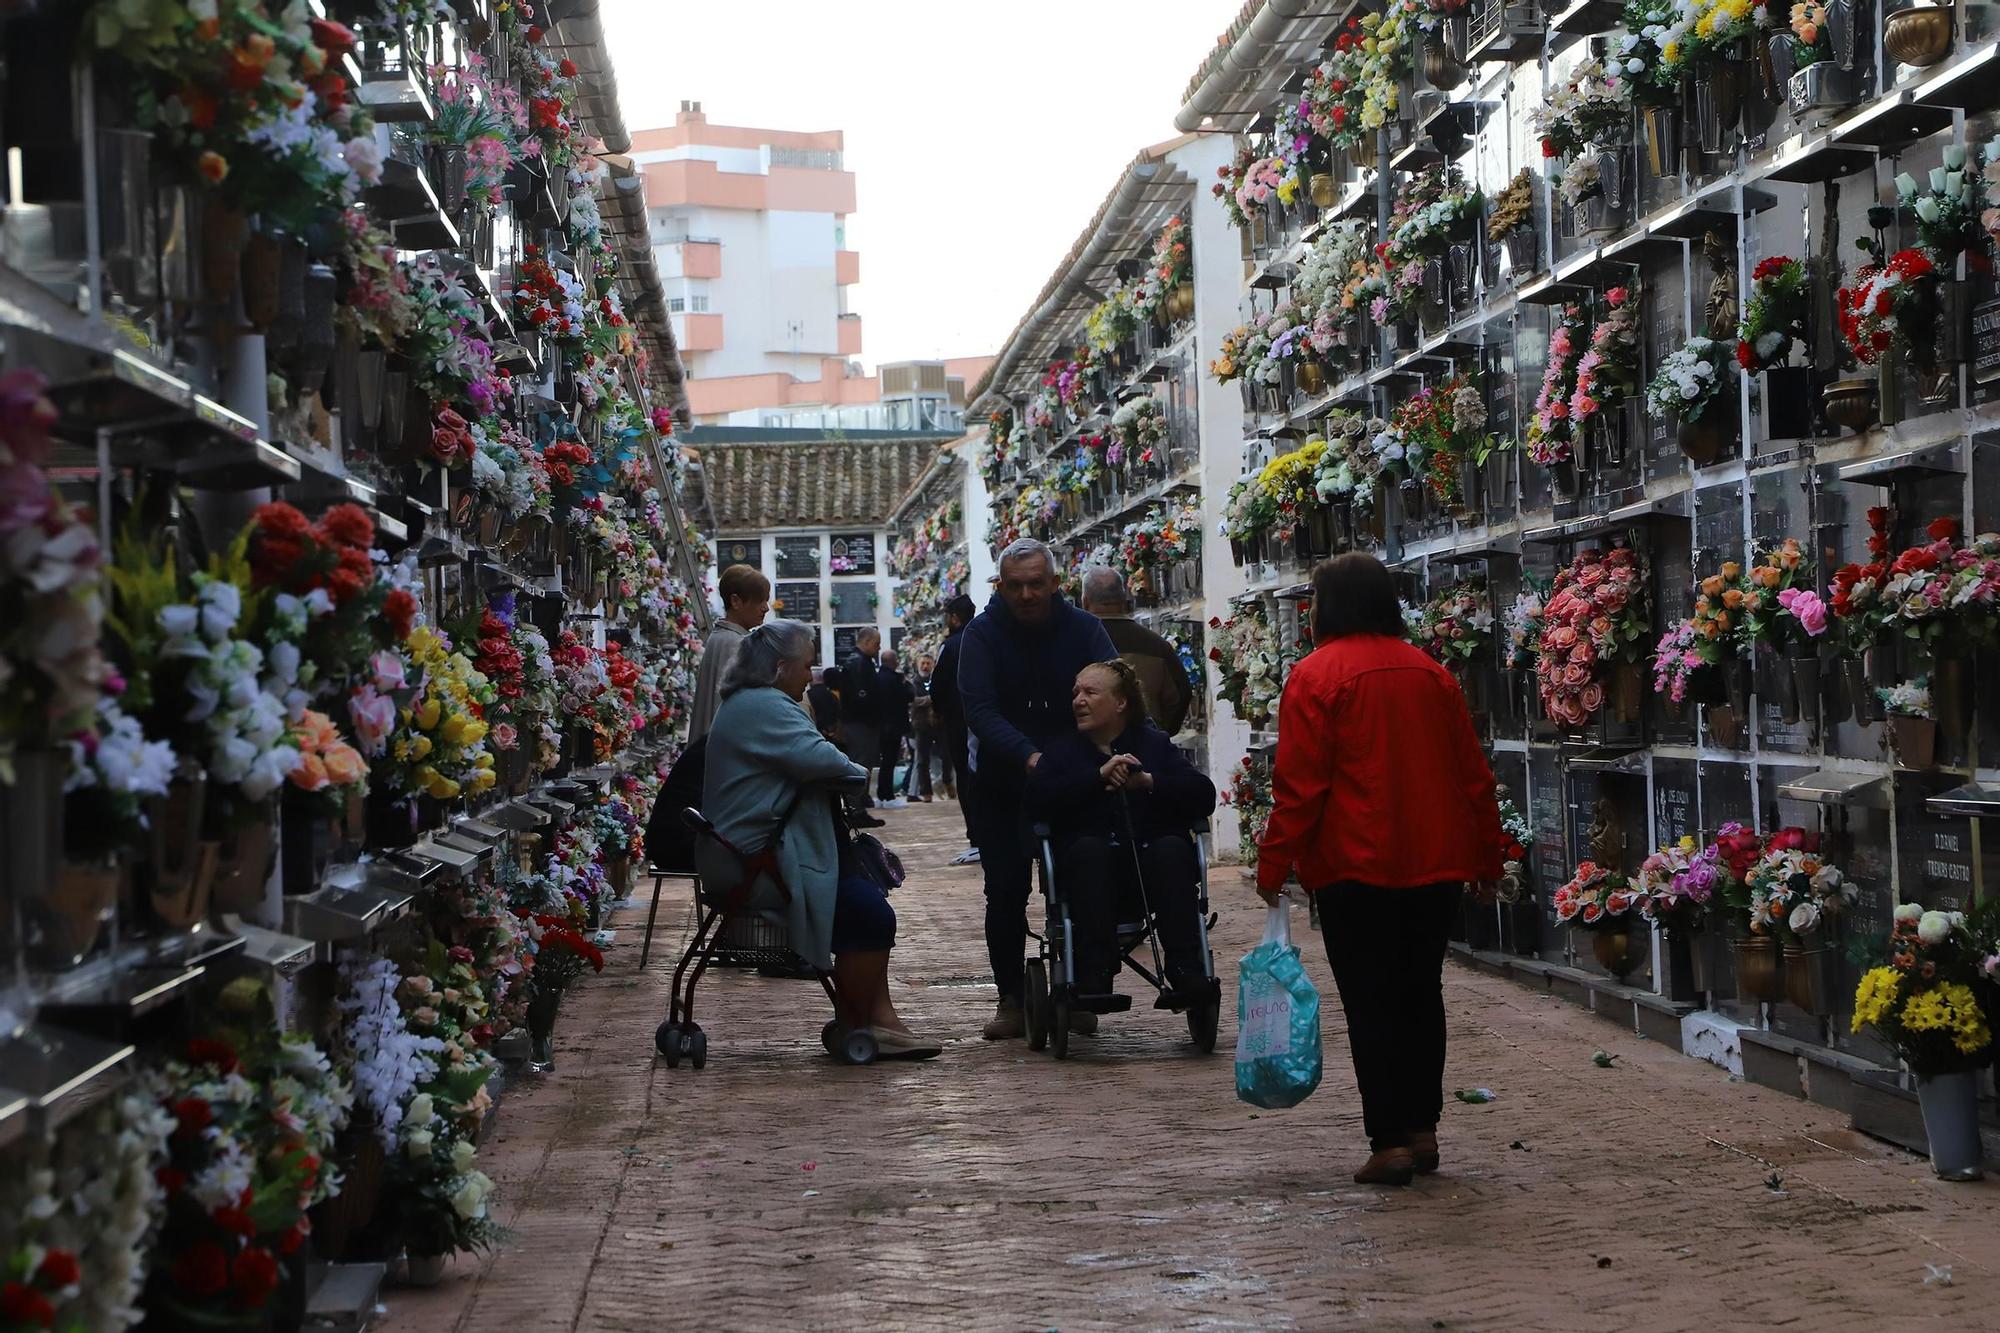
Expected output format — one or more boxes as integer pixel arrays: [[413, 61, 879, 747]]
[[958, 591, 1116, 790], [1025, 723, 1217, 845]]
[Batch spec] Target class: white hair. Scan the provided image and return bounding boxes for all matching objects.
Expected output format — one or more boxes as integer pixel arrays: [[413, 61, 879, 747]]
[[720, 619, 816, 698], [1080, 566, 1128, 611], [997, 537, 1057, 578]]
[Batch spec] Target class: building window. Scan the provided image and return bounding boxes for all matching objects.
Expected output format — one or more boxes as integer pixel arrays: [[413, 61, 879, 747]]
[[689, 294, 709, 313], [668, 297, 685, 313]]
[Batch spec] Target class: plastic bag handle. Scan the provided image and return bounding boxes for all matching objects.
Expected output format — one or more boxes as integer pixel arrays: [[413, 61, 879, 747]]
[[1261, 896, 1292, 949]]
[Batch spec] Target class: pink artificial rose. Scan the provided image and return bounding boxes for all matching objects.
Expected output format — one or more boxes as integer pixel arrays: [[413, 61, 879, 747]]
[[369, 650, 406, 692], [1579, 682, 1606, 714], [1561, 662, 1591, 687], [348, 686, 397, 755], [492, 722, 519, 751], [1777, 586, 1828, 637], [0, 460, 53, 537]]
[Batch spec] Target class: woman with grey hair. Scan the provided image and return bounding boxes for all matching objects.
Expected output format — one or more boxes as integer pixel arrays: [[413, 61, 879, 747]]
[[700, 620, 938, 1058]]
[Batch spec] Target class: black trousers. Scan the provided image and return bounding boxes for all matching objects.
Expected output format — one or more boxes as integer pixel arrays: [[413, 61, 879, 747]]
[[1319, 882, 1461, 1152], [976, 779, 1032, 1001], [945, 723, 975, 844], [909, 724, 944, 797], [876, 731, 905, 801], [1055, 833, 1204, 991]]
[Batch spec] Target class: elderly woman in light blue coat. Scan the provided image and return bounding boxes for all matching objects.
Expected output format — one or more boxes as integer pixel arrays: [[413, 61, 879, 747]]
[[699, 620, 938, 1058]]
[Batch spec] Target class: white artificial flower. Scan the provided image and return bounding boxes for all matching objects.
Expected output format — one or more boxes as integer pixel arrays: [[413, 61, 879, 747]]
[[1788, 902, 1821, 935], [1896, 172, 1919, 198], [1894, 901, 1924, 925], [1916, 197, 1942, 225], [1945, 143, 1968, 170], [304, 587, 334, 616], [268, 640, 302, 686], [451, 1139, 478, 1173], [406, 1128, 434, 1159], [1918, 910, 1953, 946], [158, 604, 199, 641]]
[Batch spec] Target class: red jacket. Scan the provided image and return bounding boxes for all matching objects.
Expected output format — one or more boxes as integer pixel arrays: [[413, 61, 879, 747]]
[[1256, 634, 1503, 893]]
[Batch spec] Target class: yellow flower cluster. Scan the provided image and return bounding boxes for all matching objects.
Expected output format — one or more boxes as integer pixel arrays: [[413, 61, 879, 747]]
[[396, 627, 498, 801], [1850, 966, 1900, 1032], [1257, 439, 1329, 506], [1692, 0, 1755, 44], [1900, 982, 1992, 1056]]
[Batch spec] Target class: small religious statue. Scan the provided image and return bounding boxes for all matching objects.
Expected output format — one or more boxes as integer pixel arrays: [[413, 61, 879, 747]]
[[1703, 229, 1738, 340], [1586, 796, 1625, 868]]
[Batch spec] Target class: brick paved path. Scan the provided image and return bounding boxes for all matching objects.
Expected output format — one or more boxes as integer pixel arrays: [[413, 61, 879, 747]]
[[382, 799, 2000, 1332]]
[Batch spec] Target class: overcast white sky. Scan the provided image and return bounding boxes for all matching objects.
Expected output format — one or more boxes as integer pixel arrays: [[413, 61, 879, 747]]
[[599, 0, 1234, 368]]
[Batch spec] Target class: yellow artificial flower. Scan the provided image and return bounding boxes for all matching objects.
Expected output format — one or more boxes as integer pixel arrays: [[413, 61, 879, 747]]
[[415, 697, 442, 731], [410, 735, 433, 760], [1850, 966, 1899, 1033]]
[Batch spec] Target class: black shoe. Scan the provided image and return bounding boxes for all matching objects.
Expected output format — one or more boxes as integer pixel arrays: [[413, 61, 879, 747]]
[[851, 812, 887, 829], [1156, 975, 1221, 1012], [1074, 993, 1132, 1015]]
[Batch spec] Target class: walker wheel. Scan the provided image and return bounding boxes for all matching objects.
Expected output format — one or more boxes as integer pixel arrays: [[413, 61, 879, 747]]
[[841, 1028, 879, 1066], [1024, 960, 1049, 1052]]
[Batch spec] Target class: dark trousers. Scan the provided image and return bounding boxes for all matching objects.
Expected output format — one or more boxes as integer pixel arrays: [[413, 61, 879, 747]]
[[876, 731, 906, 800], [1056, 833, 1203, 991], [946, 723, 975, 844], [1319, 881, 1461, 1152], [839, 723, 878, 813], [975, 773, 1032, 1002], [909, 724, 943, 797]]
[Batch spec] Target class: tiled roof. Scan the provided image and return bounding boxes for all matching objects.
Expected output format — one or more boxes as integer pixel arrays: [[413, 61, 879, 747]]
[[699, 436, 953, 530]]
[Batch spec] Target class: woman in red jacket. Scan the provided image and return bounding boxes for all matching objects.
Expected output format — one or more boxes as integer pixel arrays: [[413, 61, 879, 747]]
[[1257, 552, 1502, 1187]]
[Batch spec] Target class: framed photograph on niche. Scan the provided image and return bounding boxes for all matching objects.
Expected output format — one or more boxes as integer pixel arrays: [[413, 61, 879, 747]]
[[716, 536, 762, 572], [775, 536, 820, 579], [830, 533, 876, 575]]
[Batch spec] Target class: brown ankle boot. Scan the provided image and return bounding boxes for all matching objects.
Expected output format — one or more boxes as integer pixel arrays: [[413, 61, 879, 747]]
[[1409, 1132, 1439, 1175], [1353, 1147, 1416, 1186]]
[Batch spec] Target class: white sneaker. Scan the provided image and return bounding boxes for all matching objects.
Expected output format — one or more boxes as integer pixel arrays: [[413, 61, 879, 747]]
[[882, 798, 908, 810]]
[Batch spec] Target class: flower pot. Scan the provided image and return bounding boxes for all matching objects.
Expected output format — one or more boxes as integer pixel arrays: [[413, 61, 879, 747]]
[[1787, 649, 1821, 727], [1239, 378, 1257, 413], [295, 263, 338, 396], [1610, 659, 1644, 723], [211, 806, 280, 913], [1821, 377, 1875, 433], [1848, 650, 1887, 722], [1310, 171, 1338, 209], [1917, 1071, 1986, 1180], [1643, 104, 1683, 175], [243, 229, 284, 330], [201, 204, 248, 304], [1691, 56, 1745, 153], [1677, 409, 1734, 465], [1890, 714, 1937, 768], [430, 142, 469, 215], [1393, 318, 1420, 352], [1298, 359, 1327, 397], [25, 860, 122, 972], [1589, 927, 1644, 981], [1230, 538, 1246, 567], [402, 1251, 450, 1288], [1788, 60, 1862, 116], [1, 750, 67, 957], [1669, 926, 1709, 997], [1883, 3, 1953, 66], [1502, 227, 1538, 275], [1781, 939, 1833, 1013], [1167, 285, 1195, 324], [1733, 933, 1782, 1001], [1549, 456, 1580, 499], [146, 767, 216, 929]]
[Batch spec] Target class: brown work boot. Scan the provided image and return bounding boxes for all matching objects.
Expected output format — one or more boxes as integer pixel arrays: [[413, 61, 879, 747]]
[[981, 1001, 1025, 1040], [1353, 1147, 1416, 1187], [1409, 1131, 1439, 1175]]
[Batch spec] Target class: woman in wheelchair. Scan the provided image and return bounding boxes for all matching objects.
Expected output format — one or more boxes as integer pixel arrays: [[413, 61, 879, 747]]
[[1024, 659, 1219, 1004], [700, 620, 939, 1059]]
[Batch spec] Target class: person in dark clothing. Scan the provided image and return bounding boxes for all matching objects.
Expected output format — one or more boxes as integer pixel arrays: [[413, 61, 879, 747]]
[[930, 594, 978, 863], [875, 649, 914, 807], [807, 670, 842, 743], [1080, 567, 1192, 735], [643, 735, 709, 874], [959, 538, 1116, 1040], [907, 653, 947, 801], [1025, 660, 1217, 1002], [835, 628, 884, 812]]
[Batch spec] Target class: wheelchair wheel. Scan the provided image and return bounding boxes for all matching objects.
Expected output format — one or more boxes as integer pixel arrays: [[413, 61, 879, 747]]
[[1023, 960, 1049, 1052], [689, 1030, 708, 1069], [657, 1021, 682, 1067], [1051, 995, 1072, 1061], [1188, 997, 1220, 1054], [821, 1019, 842, 1055]]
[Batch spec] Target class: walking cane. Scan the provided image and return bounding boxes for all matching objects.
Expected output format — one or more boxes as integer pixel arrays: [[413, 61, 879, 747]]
[[1116, 788, 1171, 995]]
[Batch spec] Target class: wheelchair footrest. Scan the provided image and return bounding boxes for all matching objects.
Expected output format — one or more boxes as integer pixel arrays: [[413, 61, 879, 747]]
[[1074, 993, 1132, 1015]]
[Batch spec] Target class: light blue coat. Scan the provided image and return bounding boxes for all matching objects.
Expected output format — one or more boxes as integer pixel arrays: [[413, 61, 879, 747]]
[[697, 685, 866, 970]]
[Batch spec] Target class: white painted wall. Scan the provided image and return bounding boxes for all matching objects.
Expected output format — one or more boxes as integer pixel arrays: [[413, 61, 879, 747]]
[[1178, 132, 1252, 858], [958, 428, 996, 601]]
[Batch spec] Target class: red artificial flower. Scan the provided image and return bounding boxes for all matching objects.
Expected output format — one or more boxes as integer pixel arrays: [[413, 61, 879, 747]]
[[1751, 256, 1793, 282], [319, 502, 375, 550], [185, 1036, 240, 1072], [383, 588, 417, 640], [155, 1165, 187, 1193], [308, 17, 356, 54], [212, 1204, 258, 1237], [1892, 546, 1939, 575], [1928, 515, 1960, 542], [559, 57, 578, 77], [171, 1097, 214, 1138], [525, 22, 545, 41], [231, 1247, 279, 1307], [0, 1281, 54, 1329], [253, 502, 312, 540], [278, 1223, 308, 1256], [36, 1250, 80, 1289], [172, 1243, 230, 1299], [1735, 341, 1755, 370]]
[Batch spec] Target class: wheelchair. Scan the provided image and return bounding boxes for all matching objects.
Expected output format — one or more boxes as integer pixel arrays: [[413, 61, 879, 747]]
[[1022, 815, 1222, 1060], [653, 802, 886, 1069]]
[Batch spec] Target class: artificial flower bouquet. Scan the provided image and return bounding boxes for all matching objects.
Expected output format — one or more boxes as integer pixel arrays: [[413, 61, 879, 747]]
[[1414, 581, 1496, 668], [1852, 904, 1993, 1075], [1644, 334, 1731, 424], [1503, 577, 1547, 673], [378, 626, 498, 804], [1739, 828, 1854, 943], [1389, 375, 1493, 509], [1896, 148, 1980, 270], [1553, 860, 1643, 931], [1879, 678, 1933, 719], [1530, 303, 1590, 468], [1533, 546, 1650, 727], [1487, 167, 1537, 239], [1637, 836, 1722, 931], [1532, 57, 1633, 159], [1836, 245, 1945, 369], [1570, 286, 1643, 438], [1494, 789, 1532, 905], [1736, 256, 1808, 373], [1208, 605, 1283, 727], [1310, 413, 1398, 515], [1222, 755, 1273, 869]]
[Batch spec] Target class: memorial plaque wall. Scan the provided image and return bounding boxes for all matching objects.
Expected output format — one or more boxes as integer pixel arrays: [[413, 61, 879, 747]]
[[776, 536, 821, 579]]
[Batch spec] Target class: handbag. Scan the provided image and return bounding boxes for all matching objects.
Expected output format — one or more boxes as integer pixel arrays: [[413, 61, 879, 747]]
[[841, 830, 905, 892]]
